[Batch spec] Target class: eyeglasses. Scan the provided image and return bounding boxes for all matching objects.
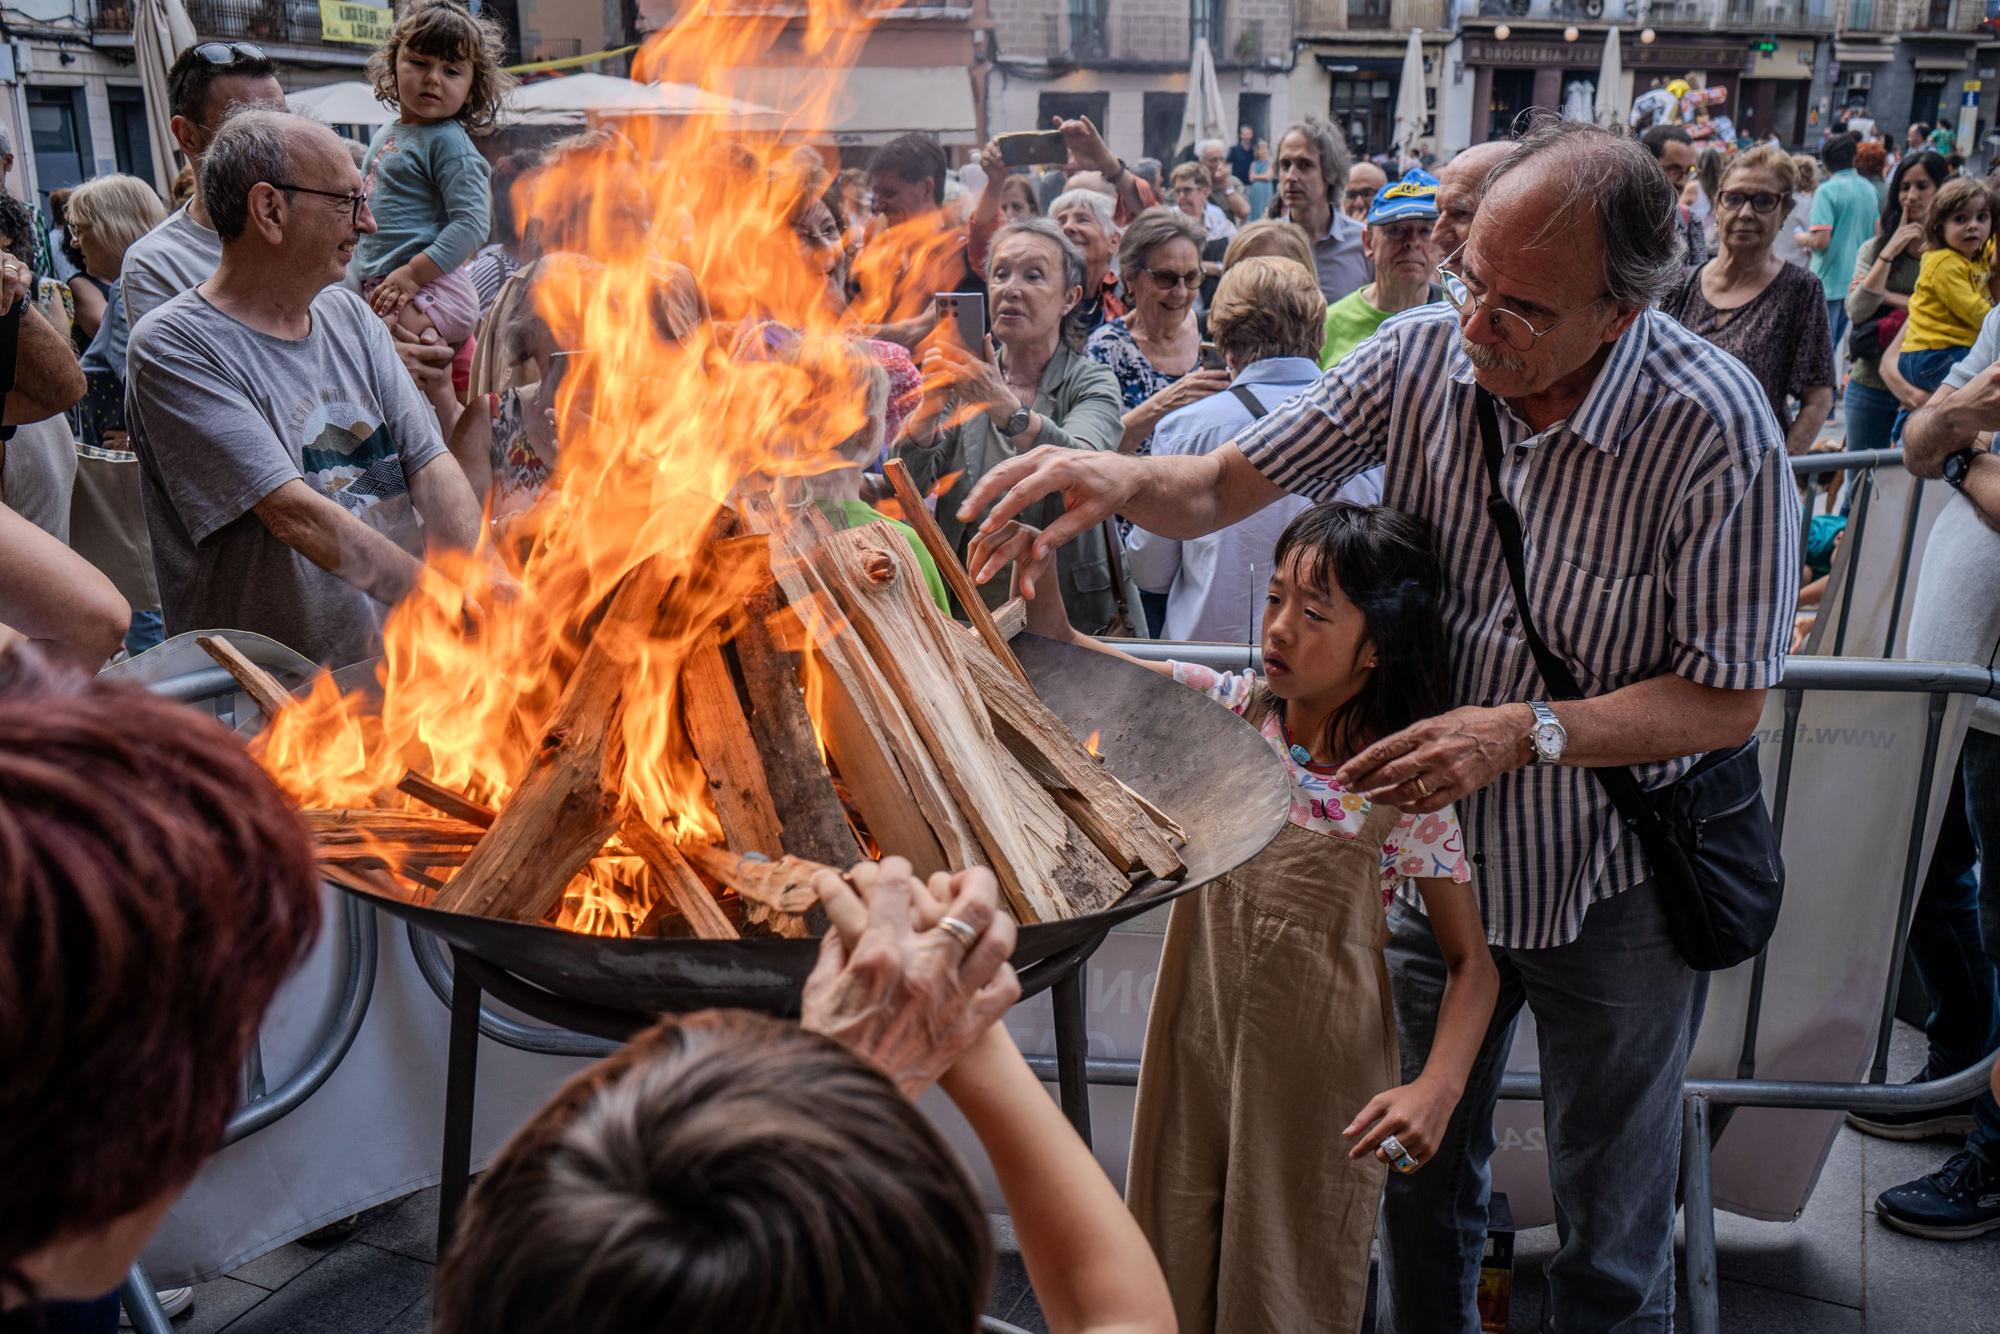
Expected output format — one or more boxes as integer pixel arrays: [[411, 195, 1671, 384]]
[[1372, 221, 1431, 245], [1344, 187, 1378, 203], [1717, 189, 1784, 214], [1435, 244, 1606, 353], [272, 181, 372, 226], [192, 41, 268, 67], [1145, 267, 1202, 289], [1661, 164, 1691, 186]]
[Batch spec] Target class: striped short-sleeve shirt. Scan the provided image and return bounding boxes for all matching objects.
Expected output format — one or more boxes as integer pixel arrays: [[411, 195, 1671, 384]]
[[1236, 304, 1799, 949]]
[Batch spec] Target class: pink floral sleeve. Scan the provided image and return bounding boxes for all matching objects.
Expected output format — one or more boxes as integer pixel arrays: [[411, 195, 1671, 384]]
[[1169, 661, 1258, 716], [1378, 805, 1473, 895]]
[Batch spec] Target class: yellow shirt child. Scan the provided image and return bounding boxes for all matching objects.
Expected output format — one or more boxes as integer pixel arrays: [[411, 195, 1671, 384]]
[[1903, 239, 1994, 352]]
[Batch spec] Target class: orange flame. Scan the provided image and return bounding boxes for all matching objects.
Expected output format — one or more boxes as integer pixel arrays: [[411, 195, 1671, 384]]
[[1085, 730, 1102, 758], [256, 0, 965, 927]]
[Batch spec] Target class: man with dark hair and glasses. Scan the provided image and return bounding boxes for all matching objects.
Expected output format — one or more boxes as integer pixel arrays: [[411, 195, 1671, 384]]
[[960, 118, 1799, 1332], [120, 40, 283, 329], [125, 109, 481, 669]]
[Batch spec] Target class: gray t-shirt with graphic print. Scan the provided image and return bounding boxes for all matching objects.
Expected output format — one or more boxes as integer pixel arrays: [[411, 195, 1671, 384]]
[[127, 284, 448, 666]]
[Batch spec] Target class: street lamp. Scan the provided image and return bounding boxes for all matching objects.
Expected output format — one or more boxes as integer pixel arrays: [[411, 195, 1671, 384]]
[[1564, 24, 1580, 40], [1494, 22, 1510, 38], [1640, 27, 1656, 42]]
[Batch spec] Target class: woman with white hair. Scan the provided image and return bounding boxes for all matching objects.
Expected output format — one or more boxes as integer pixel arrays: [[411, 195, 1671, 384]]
[[1049, 188, 1122, 334]]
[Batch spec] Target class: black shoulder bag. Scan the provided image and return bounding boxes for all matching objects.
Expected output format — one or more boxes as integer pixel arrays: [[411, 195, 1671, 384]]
[[1473, 389, 1784, 971]]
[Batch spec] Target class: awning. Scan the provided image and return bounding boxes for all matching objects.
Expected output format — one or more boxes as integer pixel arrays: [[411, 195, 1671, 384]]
[[726, 66, 978, 147], [1832, 42, 1895, 63], [1913, 55, 1975, 70]]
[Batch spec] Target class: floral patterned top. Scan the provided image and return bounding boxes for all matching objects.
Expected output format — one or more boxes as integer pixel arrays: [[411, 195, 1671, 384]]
[[1172, 662, 1473, 903], [1084, 315, 1185, 457]]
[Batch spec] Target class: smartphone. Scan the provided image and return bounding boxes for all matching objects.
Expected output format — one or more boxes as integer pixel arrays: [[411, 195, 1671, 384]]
[[937, 291, 987, 349], [1199, 341, 1224, 371], [995, 130, 1070, 168]]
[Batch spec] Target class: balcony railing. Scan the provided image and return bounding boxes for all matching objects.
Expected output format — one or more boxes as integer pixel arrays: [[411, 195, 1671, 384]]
[[1721, 0, 1836, 28], [1907, 0, 1982, 31], [1036, 6, 1285, 64], [93, 0, 360, 47]]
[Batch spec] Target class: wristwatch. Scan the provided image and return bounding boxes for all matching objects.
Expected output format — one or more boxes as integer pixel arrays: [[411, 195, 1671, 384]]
[[1002, 404, 1034, 437], [1942, 446, 1978, 492], [1527, 701, 1568, 765]]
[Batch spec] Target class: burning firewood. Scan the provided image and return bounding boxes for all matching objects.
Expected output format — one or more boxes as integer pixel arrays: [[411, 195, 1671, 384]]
[[196, 635, 296, 721]]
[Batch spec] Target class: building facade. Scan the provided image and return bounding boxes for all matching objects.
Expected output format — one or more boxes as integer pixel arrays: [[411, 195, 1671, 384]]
[[0, 0, 379, 216], [985, 0, 1296, 163]]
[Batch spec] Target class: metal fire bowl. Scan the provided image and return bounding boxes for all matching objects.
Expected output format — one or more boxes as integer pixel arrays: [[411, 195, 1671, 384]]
[[331, 634, 1290, 1014]]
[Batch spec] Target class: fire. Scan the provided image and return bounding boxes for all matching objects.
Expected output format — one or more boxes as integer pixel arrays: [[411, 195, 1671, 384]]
[[256, 0, 965, 930], [1085, 731, 1102, 758]]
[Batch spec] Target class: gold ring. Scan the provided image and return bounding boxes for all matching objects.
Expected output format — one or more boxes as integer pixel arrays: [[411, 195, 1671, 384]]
[[937, 914, 979, 953], [1415, 776, 1431, 799]]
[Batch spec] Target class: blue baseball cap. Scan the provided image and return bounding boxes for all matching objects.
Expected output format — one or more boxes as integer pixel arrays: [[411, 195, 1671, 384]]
[[1367, 167, 1440, 226]]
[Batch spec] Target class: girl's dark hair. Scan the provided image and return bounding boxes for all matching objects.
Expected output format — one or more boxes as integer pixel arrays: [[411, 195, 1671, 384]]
[[367, 0, 513, 133], [1878, 150, 1950, 247], [1269, 503, 1449, 760], [433, 1009, 993, 1334]]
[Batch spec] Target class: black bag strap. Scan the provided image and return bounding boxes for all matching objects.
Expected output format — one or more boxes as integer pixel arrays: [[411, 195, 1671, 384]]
[[1228, 383, 1268, 419], [1472, 388, 1656, 832]]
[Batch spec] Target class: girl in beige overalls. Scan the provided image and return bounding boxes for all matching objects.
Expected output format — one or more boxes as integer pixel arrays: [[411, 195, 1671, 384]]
[[1003, 502, 1500, 1334]]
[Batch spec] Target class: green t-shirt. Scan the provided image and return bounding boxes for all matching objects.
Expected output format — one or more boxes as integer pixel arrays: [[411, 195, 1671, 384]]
[[816, 498, 951, 612], [1319, 287, 1395, 370], [1809, 169, 1881, 302]]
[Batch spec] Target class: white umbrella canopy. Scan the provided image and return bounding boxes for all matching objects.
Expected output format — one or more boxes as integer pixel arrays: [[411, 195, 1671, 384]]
[[287, 80, 398, 130], [1177, 38, 1229, 159], [502, 73, 775, 124], [133, 0, 196, 197], [1392, 27, 1427, 170], [1595, 28, 1628, 132]]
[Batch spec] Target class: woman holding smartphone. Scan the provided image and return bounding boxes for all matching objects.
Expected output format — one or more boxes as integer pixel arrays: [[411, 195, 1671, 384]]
[[892, 218, 1125, 631]]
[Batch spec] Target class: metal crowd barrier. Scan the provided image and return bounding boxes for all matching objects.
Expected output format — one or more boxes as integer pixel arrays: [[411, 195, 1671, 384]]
[[1111, 639, 2000, 1334], [121, 648, 384, 1334], [1791, 448, 1945, 660]]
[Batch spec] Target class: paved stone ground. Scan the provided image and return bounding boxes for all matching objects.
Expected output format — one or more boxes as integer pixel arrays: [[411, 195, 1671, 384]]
[[157, 1023, 1997, 1334]]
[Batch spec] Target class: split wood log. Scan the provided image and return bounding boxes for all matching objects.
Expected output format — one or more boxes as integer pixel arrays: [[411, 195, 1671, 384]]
[[196, 635, 296, 721], [432, 557, 670, 922], [945, 623, 1185, 880], [680, 843, 829, 916], [881, 457, 1028, 685], [818, 517, 1124, 921], [734, 580, 864, 868], [741, 492, 970, 880], [619, 820, 739, 940], [305, 808, 489, 847], [680, 626, 786, 855], [992, 598, 1027, 641], [397, 771, 496, 828]]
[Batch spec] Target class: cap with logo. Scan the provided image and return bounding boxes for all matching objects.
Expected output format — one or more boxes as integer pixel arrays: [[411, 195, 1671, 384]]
[[1365, 167, 1440, 226]]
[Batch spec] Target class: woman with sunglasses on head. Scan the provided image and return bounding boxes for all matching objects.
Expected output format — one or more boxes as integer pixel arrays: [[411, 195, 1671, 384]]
[[1084, 207, 1231, 456], [1661, 145, 1834, 455]]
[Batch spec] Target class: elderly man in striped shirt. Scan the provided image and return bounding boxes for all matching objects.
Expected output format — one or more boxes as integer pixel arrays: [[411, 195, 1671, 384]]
[[960, 118, 1799, 1332]]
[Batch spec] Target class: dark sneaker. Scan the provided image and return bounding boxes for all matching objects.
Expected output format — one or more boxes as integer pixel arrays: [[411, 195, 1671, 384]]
[[1846, 1072, 1978, 1140], [1876, 1149, 2000, 1240]]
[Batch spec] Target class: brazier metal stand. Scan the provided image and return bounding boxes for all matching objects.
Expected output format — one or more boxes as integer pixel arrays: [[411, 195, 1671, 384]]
[[418, 926, 1111, 1254]]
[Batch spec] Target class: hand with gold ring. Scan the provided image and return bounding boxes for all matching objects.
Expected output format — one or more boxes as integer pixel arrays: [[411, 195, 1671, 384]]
[[0, 255, 27, 315]]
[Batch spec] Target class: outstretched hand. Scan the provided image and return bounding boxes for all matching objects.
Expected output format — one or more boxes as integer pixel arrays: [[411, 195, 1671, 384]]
[[801, 857, 1020, 1100], [1334, 705, 1532, 814], [954, 446, 1141, 573]]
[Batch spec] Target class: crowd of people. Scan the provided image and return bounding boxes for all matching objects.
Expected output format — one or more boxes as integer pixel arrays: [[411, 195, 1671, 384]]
[[1, 13, 1998, 1334]]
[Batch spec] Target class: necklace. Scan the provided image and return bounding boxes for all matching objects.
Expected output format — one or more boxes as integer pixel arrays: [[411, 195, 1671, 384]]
[[1277, 713, 1317, 768]]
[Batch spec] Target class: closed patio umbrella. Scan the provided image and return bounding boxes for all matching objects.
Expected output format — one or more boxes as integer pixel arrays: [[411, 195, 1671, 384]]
[[133, 0, 196, 196], [1595, 28, 1628, 132], [1177, 38, 1228, 160], [1392, 27, 1428, 170]]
